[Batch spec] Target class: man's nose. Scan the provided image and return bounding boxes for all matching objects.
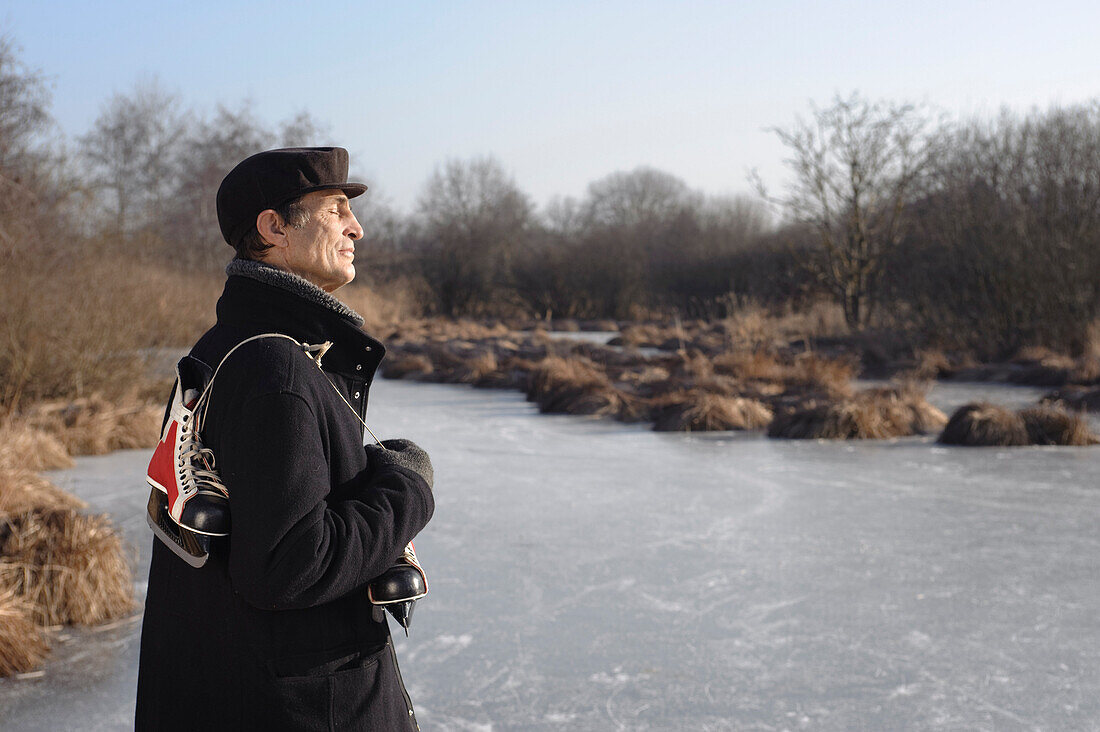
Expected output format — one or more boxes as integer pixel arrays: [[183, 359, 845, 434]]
[[347, 215, 364, 240]]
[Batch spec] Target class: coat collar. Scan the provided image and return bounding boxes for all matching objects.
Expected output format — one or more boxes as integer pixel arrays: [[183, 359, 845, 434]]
[[215, 262, 385, 380]]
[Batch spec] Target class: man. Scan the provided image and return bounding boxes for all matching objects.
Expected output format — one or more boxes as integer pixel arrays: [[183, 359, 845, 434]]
[[136, 147, 435, 731]]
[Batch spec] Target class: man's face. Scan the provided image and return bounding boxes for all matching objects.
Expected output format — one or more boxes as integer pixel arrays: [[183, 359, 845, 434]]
[[281, 190, 364, 293]]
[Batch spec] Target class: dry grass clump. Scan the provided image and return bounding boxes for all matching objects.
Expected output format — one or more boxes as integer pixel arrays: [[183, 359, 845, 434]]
[[526, 356, 610, 401], [524, 356, 636, 417], [711, 349, 782, 381], [614, 365, 672, 389], [0, 590, 49, 677], [0, 469, 86, 518], [937, 403, 1030, 446], [785, 353, 857, 396], [611, 323, 680, 349], [0, 420, 74, 472], [768, 401, 899, 439], [387, 317, 512, 343], [381, 354, 434, 380], [1019, 405, 1099, 446], [711, 350, 854, 397], [472, 357, 538, 390], [768, 385, 945, 440], [714, 301, 848, 350], [1041, 386, 1100, 412], [0, 509, 134, 626], [900, 349, 953, 381], [541, 385, 636, 418], [23, 395, 162, 456], [454, 351, 500, 384], [652, 391, 773, 432]]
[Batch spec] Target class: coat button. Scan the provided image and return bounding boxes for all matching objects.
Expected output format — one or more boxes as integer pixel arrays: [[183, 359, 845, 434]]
[[364, 346, 372, 352], [356, 364, 362, 370], [354, 391, 361, 399]]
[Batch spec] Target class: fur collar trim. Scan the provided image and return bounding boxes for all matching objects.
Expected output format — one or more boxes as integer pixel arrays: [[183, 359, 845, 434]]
[[226, 259, 364, 327]]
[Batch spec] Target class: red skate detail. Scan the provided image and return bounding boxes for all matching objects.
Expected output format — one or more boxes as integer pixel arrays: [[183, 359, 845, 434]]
[[147, 419, 180, 504]]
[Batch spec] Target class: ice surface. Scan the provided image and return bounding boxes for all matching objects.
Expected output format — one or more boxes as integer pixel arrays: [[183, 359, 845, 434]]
[[1, 380, 1098, 730]]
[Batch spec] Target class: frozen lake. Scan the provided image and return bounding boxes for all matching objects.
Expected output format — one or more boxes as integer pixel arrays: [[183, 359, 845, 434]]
[[1, 379, 1098, 731]]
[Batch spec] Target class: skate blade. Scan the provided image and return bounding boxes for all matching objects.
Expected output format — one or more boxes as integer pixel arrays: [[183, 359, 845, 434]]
[[146, 488, 210, 568], [386, 600, 416, 636]]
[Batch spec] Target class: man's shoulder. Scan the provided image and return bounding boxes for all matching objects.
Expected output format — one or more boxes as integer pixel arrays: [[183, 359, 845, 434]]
[[192, 326, 321, 403]]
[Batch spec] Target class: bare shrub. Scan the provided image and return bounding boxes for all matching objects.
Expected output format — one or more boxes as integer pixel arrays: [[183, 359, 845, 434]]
[[937, 403, 1029, 446], [0, 590, 49, 677], [1019, 406, 1099, 446], [653, 391, 773, 432], [0, 509, 134, 626], [0, 252, 222, 411]]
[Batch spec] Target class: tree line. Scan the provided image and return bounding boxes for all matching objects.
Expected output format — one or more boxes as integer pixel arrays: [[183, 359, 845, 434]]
[[4, 33, 1100, 359]]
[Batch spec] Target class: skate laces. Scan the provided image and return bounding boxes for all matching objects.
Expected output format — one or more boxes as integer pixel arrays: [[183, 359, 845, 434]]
[[177, 414, 228, 497]]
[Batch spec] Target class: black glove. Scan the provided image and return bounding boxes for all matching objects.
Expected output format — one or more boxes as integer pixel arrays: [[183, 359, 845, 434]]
[[365, 438, 433, 490]]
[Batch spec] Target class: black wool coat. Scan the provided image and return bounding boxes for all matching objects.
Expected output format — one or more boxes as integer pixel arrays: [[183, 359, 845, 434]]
[[136, 267, 434, 731]]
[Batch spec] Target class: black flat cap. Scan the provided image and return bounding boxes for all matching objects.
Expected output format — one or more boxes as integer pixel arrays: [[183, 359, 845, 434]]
[[216, 147, 368, 247]]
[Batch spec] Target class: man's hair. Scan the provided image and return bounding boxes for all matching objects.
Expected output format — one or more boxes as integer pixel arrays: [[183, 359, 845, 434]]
[[234, 197, 311, 260]]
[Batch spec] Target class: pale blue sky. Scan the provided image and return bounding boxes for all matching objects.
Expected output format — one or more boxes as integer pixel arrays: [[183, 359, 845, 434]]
[[5, 1, 1099, 211]]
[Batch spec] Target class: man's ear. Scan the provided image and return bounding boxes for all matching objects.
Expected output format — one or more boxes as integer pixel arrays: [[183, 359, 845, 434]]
[[255, 209, 288, 248]]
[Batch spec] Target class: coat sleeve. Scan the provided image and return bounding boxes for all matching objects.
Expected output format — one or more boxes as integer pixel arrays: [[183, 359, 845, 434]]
[[218, 390, 434, 610]]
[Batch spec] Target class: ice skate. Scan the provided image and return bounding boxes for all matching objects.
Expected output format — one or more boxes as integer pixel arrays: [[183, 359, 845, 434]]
[[146, 357, 229, 566], [369, 542, 428, 633]]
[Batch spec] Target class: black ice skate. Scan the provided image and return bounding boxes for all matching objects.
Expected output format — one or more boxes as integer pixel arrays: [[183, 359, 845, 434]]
[[369, 543, 428, 634]]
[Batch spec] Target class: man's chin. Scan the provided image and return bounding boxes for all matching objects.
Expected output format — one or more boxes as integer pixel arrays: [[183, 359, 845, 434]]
[[325, 266, 355, 293]]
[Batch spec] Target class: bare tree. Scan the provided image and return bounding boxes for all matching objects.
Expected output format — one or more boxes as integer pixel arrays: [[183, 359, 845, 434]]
[[78, 78, 183, 236], [761, 93, 937, 328], [577, 167, 702, 317], [899, 104, 1100, 354], [583, 166, 697, 230], [415, 157, 532, 315], [0, 33, 55, 261], [168, 103, 275, 266], [279, 110, 331, 148]]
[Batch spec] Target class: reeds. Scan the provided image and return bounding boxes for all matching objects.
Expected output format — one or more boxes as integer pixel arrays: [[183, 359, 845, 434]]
[[22, 394, 162, 456], [0, 590, 49, 677], [0, 409, 139, 676], [934, 402, 1097, 447], [652, 391, 773, 432], [1020, 405, 1099, 446], [711, 349, 855, 398], [380, 354, 434, 380], [0, 421, 74, 472], [937, 403, 1029, 446], [0, 509, 134, 626], [0, 469, 86, 517], [768, 384, 946, 440]]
